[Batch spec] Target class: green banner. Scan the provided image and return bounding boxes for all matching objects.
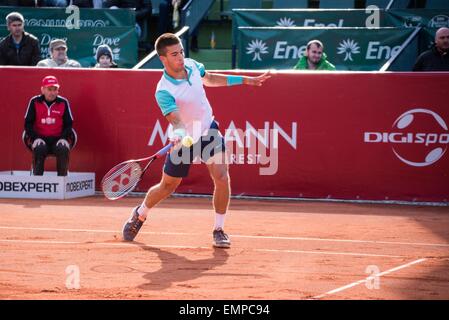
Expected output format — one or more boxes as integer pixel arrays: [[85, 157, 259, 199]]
[[238, 27, 414, 71], [232, 9, 392, 45], [0, 6, 137, 67], [0, 26, 137, 68], [232, 9, 449, 70], [386, 9, 449, 61], [232, 8, 449, 44], [417, 27, 439, 52], [0, 6, 135, 28], [386, 9, 449, 29]]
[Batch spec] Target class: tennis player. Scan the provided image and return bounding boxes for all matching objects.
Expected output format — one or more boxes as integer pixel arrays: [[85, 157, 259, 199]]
[[123, 33, 270, 247]]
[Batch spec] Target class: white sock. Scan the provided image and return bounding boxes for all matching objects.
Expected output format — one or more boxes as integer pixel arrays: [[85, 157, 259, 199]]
[[137, 202, 150, 220], [214, 213, 226, 231]]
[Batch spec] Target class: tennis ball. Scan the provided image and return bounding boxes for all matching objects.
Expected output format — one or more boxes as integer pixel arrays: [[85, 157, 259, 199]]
[[181, 135, 194, 148]]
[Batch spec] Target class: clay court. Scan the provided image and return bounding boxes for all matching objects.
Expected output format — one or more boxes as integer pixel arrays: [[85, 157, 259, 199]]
[[0, 196, 448, 300]]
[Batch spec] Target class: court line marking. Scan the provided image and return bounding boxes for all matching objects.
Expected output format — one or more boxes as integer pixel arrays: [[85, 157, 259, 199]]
[[0, 239, 404, 258], [0, 226, 194, 236], [311, 258, 427, 300], [234, 234, 449, 248], [1, 225, 448, 248], [0, 239, 210, 250], [254, 249, 404, 258]]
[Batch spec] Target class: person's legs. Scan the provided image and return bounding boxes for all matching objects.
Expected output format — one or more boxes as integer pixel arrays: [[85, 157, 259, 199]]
[[139, 173, 182, 220], [207, 153, 231, 248], [157, 0, 172, 36], [32, 143, 49, 176], [199, 121, 231, 247], [53, 143, 70, 176], [123, 172, 182, 241], [207, 154, 230, 215]]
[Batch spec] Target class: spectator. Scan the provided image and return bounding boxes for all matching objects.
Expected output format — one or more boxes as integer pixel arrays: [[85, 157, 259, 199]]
[[157, 0, 185, 35], [37, 39, 81, 68], [104, 0, 152, 41], [24, 76, 74, 176], [413, 27, 449, 71], [157, 0, 199, 52], [294, 40, 336, 71], [0, 12, 40, 66], [94, 44, 118, 68]]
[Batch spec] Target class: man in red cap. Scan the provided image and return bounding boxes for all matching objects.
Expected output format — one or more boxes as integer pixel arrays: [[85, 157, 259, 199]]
[[24, 75, 74, 176]]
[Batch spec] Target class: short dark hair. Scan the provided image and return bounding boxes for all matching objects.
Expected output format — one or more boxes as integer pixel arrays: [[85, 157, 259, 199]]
[[6, 12, 24, 25], [306, 40, 323, 50], [155, 33, 181, 56]]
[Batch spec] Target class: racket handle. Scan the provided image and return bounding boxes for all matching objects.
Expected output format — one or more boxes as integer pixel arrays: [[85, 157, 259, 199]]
[[155, 143, 173, 158]]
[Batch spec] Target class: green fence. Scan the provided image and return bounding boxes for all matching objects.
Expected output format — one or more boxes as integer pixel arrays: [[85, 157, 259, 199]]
[[233, 8, 449, 70], [0, 6, 137, 67], [233, 9, 391, 45], [238, 27, 414, 70], [385, 9, 449, 28]]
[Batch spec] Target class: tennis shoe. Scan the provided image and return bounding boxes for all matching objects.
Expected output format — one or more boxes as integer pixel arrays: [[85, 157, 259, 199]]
[[122, 206, 145, 241], [213, 228, 231, 248]]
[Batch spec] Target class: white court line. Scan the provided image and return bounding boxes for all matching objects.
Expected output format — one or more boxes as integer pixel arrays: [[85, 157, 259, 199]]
[[255, 249, 404, 259], [0, 239, 404, 258], [0, 239, 210, 250], [234, 234, 449, 248], [312, 258, 427, 300], [1, 225, 448, 248], [0, 226, 194, 236]]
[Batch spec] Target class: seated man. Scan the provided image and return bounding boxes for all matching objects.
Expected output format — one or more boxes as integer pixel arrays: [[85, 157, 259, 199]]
[[294, 40, 336, 71], [24, 75, 74, 176], [413, 27, 449, 71], [37, 39, 81, 68]]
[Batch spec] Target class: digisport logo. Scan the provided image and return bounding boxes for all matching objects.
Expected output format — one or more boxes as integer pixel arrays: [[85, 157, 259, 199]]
[[364, 108, 449, 167]]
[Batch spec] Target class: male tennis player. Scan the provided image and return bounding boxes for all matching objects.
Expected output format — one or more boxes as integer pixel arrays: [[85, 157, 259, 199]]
[[123, 33, 270, 247]]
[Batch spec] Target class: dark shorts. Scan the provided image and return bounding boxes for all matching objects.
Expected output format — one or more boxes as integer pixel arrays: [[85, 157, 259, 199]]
[[164, 120, 226, 178]]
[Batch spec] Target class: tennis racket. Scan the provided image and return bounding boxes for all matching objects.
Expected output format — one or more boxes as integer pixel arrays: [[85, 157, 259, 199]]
[[101, 143, 173, 200]]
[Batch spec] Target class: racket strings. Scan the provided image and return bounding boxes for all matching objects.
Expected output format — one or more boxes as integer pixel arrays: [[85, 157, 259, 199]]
[[102, 161, 140, 184], [102, 162, 143, 199]]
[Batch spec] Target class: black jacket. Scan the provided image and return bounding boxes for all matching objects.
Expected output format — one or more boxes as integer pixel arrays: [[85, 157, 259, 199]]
[[413, 46, 449, 71], [0, 32, 41, 66]]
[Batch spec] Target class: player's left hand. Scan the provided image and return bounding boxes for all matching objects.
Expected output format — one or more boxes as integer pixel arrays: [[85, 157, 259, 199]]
[[244, 71, 272, 86]]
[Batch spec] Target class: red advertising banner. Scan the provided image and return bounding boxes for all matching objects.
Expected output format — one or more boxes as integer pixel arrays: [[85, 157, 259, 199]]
[[0, 67, 448, 203]]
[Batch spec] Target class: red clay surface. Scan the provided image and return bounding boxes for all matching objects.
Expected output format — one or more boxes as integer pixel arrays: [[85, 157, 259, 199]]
[[0, 196, 448, 300]]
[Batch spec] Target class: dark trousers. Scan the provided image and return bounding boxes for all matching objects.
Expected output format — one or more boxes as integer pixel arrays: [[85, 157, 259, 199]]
[[33, 138, 70, 176]]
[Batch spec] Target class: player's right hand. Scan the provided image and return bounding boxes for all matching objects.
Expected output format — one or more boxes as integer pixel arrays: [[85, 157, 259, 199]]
[[32, 138, 45, 150], [170, 128, 186, 150], [170, 135, 182, 145]]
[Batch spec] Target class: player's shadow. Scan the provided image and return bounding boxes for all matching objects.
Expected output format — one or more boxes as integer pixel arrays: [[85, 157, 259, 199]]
[[134, 243, 230, 291]]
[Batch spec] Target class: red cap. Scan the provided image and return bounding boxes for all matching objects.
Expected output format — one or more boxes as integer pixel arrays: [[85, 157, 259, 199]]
[[42, 75, 60, 88]]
